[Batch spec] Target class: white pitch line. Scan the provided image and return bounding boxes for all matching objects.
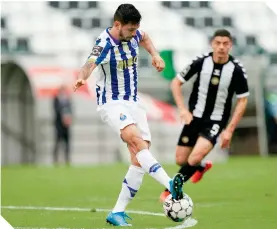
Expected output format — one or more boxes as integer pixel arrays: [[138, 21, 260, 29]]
[[1, 206, 164, 217], [14, 219, 198, 229], [14, 228, 113, 229], [1, 201, 224, 213], [3, 205, 199, 229]]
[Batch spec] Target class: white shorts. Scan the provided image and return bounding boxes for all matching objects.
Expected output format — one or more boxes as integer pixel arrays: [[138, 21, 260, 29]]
[[97, 100, 151, 142]]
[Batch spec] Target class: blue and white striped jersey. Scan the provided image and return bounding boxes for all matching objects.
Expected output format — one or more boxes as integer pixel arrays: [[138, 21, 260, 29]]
[[88, 28, 143, 105]]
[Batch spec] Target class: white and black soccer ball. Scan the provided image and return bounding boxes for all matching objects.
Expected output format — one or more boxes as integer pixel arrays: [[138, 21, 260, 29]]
[[163, 193, 194, 222]]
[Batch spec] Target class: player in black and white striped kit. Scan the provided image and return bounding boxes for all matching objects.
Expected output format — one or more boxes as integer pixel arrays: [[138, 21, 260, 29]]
[[160, 29, 249, 201]]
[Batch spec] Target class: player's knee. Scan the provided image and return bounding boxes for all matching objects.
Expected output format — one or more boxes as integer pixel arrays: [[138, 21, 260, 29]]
[[122, 134, 146, 153], [175, 155, 187, 166], [121, 125, 148, 153], [175, 147, 190, 166], [188, 153, 204, 166], [129, 135, 147, 153]]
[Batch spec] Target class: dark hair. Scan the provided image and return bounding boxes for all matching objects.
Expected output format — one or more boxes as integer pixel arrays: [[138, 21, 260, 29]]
[[114, 4, 141, 25], [212, 29, 232, 41]]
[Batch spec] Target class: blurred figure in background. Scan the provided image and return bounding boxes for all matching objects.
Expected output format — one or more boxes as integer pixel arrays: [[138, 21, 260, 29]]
[[266, 91, 277, 124], [53, 85, 73, 165], [265, 88, 277, 153]]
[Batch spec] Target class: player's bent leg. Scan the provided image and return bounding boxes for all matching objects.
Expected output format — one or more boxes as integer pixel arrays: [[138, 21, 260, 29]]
[[175, 146, 192, 166], [176, 146, 195, 182], [129, 140, 150, 167], [188, 137, 214, 183], [107, 139, 148, 226], [110, 140, 148, 207], [173, 137, 213, 184], [111, 164, 145, 211], [188, 137, 213, 165], [121, 124, 184, 200]]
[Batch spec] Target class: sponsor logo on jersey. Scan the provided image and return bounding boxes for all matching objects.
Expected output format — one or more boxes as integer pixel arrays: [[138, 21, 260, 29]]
[[117, 56, 138, 70], [213, 69, 220, 76]]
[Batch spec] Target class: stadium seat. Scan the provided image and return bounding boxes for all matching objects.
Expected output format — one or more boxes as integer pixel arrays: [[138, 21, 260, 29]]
[[222, 16, 233, 27], [199, 1, 210, 8], [1, 38, 9, 52], [270, 53, 277, 65], [15, 38, 30, 52], [72, 18, 82, 28], [49, 1, 59, 8], [68, 1, 78, 9], [1, 17, 6, 29], [246, 35, 257, 46], [87, 1, 98, 8], [204, 17, 214, 27]]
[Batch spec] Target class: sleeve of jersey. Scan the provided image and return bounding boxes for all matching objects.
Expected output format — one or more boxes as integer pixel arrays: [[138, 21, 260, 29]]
[[87, 41, 110, 65], [135, 29, 144, 42], [235, 65, 250, 98], [177, 57, 202, 83]]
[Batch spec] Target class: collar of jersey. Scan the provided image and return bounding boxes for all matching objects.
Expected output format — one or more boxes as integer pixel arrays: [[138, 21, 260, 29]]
[[106, 27, 120, 45]]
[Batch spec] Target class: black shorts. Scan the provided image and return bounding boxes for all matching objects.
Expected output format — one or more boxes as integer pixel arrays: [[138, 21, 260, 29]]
[[177, 117, 225, 147]]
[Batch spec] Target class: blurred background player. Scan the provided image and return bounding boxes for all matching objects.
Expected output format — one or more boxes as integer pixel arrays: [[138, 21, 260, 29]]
[[73, 4, 184, 226], [53, 85, 73, 165], [160, 29, 249, 202]]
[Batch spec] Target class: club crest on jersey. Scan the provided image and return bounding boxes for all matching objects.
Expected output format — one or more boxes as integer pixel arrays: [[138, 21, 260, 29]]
[[131, 39, 138, 48], [120, 113, 127, 121], [211, 77, 219, 85]]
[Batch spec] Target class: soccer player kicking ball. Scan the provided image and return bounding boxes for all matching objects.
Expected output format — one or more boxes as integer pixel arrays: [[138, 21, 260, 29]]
[[160, 29, 249, 202], [73, 4, 184, 226]]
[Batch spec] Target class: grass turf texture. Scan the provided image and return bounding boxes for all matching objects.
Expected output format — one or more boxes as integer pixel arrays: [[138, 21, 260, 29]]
[[1, 156, 277, 229]]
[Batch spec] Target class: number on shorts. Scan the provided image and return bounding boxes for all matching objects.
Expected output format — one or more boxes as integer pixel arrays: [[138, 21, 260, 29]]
[[210, 124, 220, 136]]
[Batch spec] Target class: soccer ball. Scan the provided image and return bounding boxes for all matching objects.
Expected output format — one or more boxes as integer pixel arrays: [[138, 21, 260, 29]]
[[163, 193, 193, 222]]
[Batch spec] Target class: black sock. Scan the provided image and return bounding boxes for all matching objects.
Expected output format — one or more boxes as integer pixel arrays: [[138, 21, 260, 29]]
[[163, 163, 203, 192], [164, 164, 195, 191], [178, 163, 199, 182], [196, 164, 205, 172]]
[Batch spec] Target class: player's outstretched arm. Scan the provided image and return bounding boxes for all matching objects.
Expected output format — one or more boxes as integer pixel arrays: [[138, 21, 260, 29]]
[[140, 31, 165, 72], [140, 32, 159, 57], [221, 97, 248, 148], [226, 97, 248, 133], [170, 56, 202, 124], [74, 61, 97, 91], [171, 78, 186, 111], [221, 61, 249, 148]]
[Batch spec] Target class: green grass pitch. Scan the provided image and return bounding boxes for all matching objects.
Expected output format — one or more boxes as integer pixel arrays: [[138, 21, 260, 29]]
[[1, 156, 277, 229]]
